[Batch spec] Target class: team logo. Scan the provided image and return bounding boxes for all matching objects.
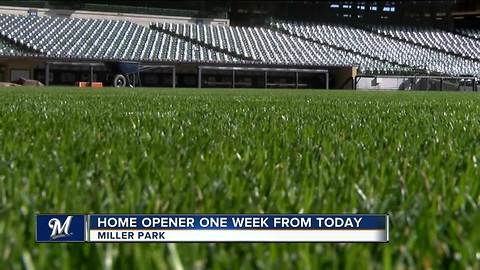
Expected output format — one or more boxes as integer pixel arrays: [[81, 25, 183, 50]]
[[49, 216, 73, 239], [36, 214, 85, 242]]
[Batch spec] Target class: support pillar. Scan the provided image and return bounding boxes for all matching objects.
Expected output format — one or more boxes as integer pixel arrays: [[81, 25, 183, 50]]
[[89, 65, 94, 86], [45, 63, 50, 86], [295, 72, 299, 89], [325, 72, 329, 90], [198, 67, 202, 88], [232, 70, 235, 88], [172, 66, 176, 88], [264, 71, 268, 89]]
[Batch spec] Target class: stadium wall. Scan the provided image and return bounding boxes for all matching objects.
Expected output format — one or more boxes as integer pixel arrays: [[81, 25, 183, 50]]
[[355, 76, 477, 91], [0, 58, 40, 82], [0, 5, 230, 27], [0, 56, 331, 88]]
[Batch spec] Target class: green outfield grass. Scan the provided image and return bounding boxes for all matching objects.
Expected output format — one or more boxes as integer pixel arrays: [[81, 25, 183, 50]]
[[0, 87, 479, 269]]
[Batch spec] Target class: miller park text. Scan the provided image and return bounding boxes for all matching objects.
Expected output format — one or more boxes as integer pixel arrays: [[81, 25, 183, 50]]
[[96, 231, 166, 240]]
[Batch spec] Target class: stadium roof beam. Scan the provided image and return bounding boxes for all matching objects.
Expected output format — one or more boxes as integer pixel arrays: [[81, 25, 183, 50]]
[[198, 66, 329, 89]]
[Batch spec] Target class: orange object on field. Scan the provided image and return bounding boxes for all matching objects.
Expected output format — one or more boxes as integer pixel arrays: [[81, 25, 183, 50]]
[[91, 82, 103, 88], [76, 82, 89, 88]]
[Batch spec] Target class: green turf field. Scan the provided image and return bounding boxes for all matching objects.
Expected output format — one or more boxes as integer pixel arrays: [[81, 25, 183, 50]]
[[1, 87, 479, 269]]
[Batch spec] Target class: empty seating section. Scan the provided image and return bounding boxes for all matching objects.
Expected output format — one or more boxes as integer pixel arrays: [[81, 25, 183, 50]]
[[459, 29, 480, 40], [0, 37, 31, 56], [153, 22, 405, 74], [0, 14, 478, 77], [370, 25, 480, 61], [272, 20, 480, 77], [0, 14, 240, 63]]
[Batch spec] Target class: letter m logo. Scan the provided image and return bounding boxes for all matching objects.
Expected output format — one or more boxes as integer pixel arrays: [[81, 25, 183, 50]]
[[49, 216, 73, 239], [36, 215, 86, 242]]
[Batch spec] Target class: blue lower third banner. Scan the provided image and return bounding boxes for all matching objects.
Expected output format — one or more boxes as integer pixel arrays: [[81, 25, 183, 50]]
[[36, 214, 389, 243]]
